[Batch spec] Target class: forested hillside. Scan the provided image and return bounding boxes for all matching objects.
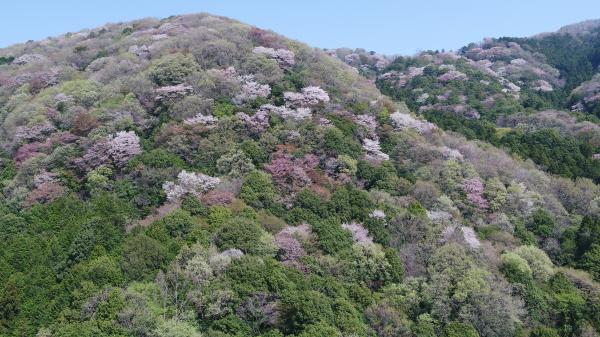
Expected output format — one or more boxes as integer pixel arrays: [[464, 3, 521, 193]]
[[0, 13, 600, 337], [368, 23, 600, 182]]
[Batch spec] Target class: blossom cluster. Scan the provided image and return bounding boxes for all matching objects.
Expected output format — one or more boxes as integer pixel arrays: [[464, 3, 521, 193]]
[[463, 177, 488, 209], [107, 131, 142, 167], [259, 104, 312, 121], [389, 111, 436, 133], [342, 222, 374, 245], [75, 131, 141, 171], [252, 46, 295, 67], [155, 84, 193, 101], [362, 138, 389, 162], [184, 114, 219, 127], [234, 79, 271, 104], [236, 110, 269, 134], [163, 170, 221, 202], [283, 86, 330, 109]]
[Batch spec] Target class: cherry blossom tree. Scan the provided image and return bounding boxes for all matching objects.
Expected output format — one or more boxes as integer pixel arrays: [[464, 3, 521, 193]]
[[74, 131, 141, 171], [15, 143, 44, 166], [108, 131, 142, 167], [252, 46, 295, 68], [234, 80, 271, 104], [463, 177, 488, 210], [274, 224, 312, 269], [24, 180, 65, 206], [362, 138, 389, 162], [342, 221, 374, 245], [163, 170, 221, 202], [14, 122, 56, 143], [236, 110, 269, 134], [389, 111, 436, 133], [264, 152, 313, 198], [355, 114, 378, 136], [184, 114, 219, 127], [275, 229, 306, 262], [369, 209, 386, 219], [259, 104, 311, 121], [284, 86, 330, 109], [155, 84, 193, 101]]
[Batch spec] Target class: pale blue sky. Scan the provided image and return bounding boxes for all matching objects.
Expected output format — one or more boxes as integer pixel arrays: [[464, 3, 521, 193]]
[[2, 0, 600, 55]]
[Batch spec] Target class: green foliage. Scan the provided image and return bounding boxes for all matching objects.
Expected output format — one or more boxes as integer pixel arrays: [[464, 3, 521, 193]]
[[181, 196, 208, 216], [217, 150, 255, 177], [413, 314, 437, 337], [501, 252, 533, 284], [513, 245, 554, 282], [121, 234, 170, 281], [282, 290, 335, 333], [129, 148, 187, 169], [423, 110, 498, 142], [581, 244, 600, 281], [159, 209, 196, 238], [0, 158, 16, 183], [311, 218, 353, 255], [240, 171, 276, 209], [323, 127, 362, 157], [529, 326, 560, 337], [0, 56, 14, 65], [527, 208, 556, 238], [575, 216, 600, 259], [54, 79, 102, 108], [155, 319, 203, 337], [240, 140, 269, 166], [499, 129, 600, 180], [215, 217, 276, 256], [357, 160, 412, 195], [328, 185, 373, 222], [442, 322, 480, 337], [213, 101, 237, 118], [149, 53, 200, 86], [296, 322, 340, 337]]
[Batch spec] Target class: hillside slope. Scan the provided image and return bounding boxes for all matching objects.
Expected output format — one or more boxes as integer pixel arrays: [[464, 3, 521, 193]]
[[0, 13, 600, 337], [359, 22, 600, 182]]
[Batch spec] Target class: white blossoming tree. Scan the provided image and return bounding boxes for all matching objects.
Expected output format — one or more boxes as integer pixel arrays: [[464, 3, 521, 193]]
[[108, 131, 142, 167], [163, 170, 221, 202], [252, 46, 295, 67]]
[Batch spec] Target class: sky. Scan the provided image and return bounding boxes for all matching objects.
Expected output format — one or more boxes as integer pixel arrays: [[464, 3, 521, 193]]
[[2, 0, 600, 55]]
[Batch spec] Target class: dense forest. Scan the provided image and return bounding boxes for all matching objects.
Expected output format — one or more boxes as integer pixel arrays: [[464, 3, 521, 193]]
[[0, 13, 600, 337]]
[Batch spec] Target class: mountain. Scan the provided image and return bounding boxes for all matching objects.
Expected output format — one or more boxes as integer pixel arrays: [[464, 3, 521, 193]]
[[365, 21, 600, 181], [0, 13, 600, 337]]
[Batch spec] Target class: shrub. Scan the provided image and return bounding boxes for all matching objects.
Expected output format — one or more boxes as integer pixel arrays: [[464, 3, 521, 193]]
[[529, 327, 560, 337], [215, 217, 276, 256], [181, 196, 208, 216], [442, 322, 479, 337], [240, 171, 276, 209], [121, 234, 169, 281], [501, 252, 533, 283], [324, 127, 362, 157], [213, 101, 237, 118], [282, 290, 335, 333], [513, 245, 554, 282], [149, 53, 200, 86], [311, 218, 353, 254], [527, 208, 555, 237], [328, 185, 373, 222], [160, 209, 195, 238]]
